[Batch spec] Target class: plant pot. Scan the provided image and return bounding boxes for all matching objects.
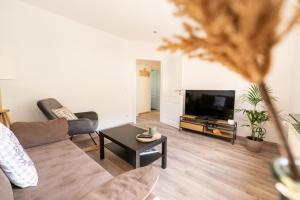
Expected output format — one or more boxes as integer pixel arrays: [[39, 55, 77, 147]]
[[272, 157, 300, 200], [245, 136, 264, 152]]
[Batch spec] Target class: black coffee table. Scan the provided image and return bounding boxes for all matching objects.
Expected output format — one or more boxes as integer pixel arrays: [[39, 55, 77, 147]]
[[99, 124, 167, 169]]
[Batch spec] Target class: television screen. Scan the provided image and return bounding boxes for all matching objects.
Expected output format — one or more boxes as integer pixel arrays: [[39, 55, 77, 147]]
[[184, 90, 235, 120]]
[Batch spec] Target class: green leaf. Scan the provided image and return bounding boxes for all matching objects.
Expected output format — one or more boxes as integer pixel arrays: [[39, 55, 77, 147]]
[[235, 83, 277, 139], [240, 84, 276, 109]]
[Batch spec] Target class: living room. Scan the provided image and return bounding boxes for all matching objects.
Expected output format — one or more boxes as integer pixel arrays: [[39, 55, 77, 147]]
[[1, 0, 300, 200]]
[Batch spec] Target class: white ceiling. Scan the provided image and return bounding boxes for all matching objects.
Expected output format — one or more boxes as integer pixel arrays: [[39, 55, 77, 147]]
[[20, 0, 183, 43]]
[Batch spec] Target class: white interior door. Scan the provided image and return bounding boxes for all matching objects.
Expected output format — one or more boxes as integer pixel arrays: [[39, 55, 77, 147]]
[[160, 55, 183, 128]]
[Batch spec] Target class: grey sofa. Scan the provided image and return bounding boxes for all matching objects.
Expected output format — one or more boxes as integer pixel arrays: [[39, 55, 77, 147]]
[[1, 119, 112, 200], [0, 119, 158, 200]]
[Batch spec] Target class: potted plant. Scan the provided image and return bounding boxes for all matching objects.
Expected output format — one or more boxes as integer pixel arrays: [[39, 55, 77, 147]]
[[237, 84, 274, 152]]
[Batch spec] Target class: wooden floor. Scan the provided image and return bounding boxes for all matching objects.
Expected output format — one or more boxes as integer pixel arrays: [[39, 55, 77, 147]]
[[74, 112, 280, 200]]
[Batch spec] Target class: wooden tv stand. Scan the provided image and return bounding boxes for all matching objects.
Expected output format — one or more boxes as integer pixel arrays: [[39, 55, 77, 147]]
[[179, 115, 237, 144]]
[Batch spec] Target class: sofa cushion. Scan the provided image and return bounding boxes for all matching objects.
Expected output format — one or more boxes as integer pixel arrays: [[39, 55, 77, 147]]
[[81, 166, 160, 200], [13, 140, 112, 200], [52, 107, 78, 120], [10, 119, 69, 149], [0, 168, 14, 200], [0, 123, 38, 188]]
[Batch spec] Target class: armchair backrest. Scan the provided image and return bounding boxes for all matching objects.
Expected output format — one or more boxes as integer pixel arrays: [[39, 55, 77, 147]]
[[37, 98, 63, 120]]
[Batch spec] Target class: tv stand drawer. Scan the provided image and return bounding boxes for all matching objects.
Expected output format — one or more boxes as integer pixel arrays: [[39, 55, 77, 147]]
[[180, 122, 204, 132]]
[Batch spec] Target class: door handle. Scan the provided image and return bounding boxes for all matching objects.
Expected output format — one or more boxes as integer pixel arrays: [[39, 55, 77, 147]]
[[175, 89, 183, 95]]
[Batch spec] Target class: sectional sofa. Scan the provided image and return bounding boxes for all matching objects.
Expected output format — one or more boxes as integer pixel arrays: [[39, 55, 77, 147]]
[[0, 119, 158, 200]]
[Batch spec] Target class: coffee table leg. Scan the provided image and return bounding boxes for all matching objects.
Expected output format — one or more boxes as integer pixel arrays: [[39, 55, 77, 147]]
[[162, 138, 167, 169], [100, 132, 105, 160], [135, 152, 140, 168]]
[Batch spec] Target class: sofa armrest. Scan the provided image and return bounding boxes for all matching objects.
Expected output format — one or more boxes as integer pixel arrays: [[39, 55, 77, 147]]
[[0, 169, 13, 200], [81, 166, 160, 200], [10, 119, 69, 149], [74, 111, 98, 121], [68, 118, 95, 136]]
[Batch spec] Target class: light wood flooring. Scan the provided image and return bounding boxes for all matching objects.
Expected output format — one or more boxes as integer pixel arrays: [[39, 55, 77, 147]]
[[74, 112, 280, 200]]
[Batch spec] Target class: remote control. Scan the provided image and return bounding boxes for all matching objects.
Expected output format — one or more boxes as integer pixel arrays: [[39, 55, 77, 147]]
[[137, 134, 153, 138]]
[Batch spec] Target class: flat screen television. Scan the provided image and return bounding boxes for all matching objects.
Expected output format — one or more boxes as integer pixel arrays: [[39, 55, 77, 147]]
[[184, 90, 235, 120]]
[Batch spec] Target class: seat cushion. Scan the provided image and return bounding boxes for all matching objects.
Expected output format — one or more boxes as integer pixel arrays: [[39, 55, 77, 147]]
[[13, 140, 112, 200]]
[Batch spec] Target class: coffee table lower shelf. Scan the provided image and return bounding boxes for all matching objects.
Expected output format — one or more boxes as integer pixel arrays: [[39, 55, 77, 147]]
[[105, 143, 162, 168]]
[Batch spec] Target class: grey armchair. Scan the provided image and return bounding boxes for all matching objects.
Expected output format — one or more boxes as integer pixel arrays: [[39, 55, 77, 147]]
[[37, 98, 99, 149]]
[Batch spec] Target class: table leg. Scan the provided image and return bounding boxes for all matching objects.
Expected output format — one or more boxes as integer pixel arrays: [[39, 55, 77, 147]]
[[135, 152, 140, 168], [235, 129, 237, 140], [162, 138, 167, 169], [100, 132, 105, 160]]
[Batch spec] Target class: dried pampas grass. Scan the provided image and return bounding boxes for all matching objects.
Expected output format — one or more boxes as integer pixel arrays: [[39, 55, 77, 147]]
[[160, 0, 300, 83], [160, 0, 300, 179]]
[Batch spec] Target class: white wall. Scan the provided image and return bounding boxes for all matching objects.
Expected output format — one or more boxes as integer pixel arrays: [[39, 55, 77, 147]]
[[0, 0, 138, 129], [181, 29, 299, 143], [0, 0, 165, 128], [289, 29, 300, 114], [136, 65, 151, 114]]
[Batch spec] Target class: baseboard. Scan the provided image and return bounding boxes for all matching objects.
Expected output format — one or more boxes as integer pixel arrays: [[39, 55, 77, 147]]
[[160, 118, 179, 128]]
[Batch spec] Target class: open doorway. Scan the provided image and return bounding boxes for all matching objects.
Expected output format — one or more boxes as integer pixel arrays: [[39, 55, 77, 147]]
[[136, 59, 161, 121]]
